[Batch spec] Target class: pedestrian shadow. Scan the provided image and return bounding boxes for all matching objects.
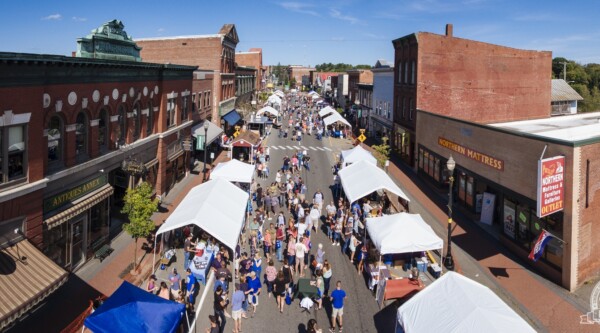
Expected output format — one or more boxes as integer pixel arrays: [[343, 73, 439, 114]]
[[373, 301, 400, 333], [297, 323, 308, 333]]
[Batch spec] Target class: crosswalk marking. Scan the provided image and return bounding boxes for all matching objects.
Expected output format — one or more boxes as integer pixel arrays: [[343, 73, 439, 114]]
[[316, 147, 325, 151], [269, 145, 333, 151], [323, 147, 332, 151], [301, 146, 308, 150], [310, 147, 318, 150], [271, 146, 279, 150], [286, 146, 294, 150]]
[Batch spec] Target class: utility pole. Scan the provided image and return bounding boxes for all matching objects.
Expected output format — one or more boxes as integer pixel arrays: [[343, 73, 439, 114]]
[[560, 61, 567, 81]]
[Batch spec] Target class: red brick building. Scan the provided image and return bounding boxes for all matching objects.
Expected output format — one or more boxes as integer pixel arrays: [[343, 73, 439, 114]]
[[392, 24, 552, 165], [347, 69, 373, 109], [136, 24, 240, 127], [416, 110, 600, 291], [287, 65, 315, 89], [0, 20, 196, 328], [236, 48, 264, 90]]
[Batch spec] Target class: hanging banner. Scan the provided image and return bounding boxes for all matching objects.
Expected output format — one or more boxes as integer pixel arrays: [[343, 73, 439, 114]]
[[537, 156, 565, 217], [480, 192, 495, 226]]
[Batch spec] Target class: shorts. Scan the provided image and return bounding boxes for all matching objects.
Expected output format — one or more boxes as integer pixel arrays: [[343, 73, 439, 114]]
[[232, 309, 243, 320], [332, 307, 344, 318]]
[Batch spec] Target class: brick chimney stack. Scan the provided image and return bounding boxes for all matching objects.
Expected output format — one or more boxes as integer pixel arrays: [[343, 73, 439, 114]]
[[445, 23, 453, 37]]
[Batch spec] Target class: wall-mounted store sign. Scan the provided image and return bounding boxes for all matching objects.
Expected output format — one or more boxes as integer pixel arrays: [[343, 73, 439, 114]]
[[438, 137, 504, 171], [43, 174, 108, 213], [537, 156, 565, 217]]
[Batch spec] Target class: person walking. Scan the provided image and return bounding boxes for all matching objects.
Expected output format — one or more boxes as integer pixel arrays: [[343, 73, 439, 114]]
[[329, 281, 347, 333], [295, 236, 307, 277], [287, 236, 296, 270], [213, 285, 228, 333], [231, 283, 245, 333], [308, 318, 323, 333], [265, 260, 277, 298], [322, 260, 332, 296], [315, 269, 324, 310], [341, 217, 353, 256], [247, 271, 262, 318], [276, 223, 285, 262], [274, 271, 287, 313]]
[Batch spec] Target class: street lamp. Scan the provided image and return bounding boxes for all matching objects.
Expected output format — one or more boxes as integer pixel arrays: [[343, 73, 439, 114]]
[[444, 155, 456, 270], [202, 120, 209, 181]]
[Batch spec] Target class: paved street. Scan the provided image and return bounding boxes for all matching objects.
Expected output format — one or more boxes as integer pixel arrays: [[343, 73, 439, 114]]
[[192, 118, 397, 333]]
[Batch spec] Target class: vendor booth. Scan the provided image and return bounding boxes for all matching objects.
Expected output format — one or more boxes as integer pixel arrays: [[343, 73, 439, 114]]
[[230, 130, 262, 163], [366, 213, 443, 302], [84, 281, 186, 333], [323, 112, 352, 138], [396, 272, 535, 333], [210, 159, 255, 184], [256, 106, 279, 117], [318, 106, 336, 118], [192, 120, 223, 161], [338, 160, 410, 204], [340, 145, 377, 168]]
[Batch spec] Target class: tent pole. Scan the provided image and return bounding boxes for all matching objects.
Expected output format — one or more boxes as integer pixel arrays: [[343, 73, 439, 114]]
[[152, 235, 158, 273], [190, 271, 215, 331], [185, 308, 191, 330]]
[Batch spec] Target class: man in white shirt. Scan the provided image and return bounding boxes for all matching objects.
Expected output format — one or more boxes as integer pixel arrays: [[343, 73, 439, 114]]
[[294, 237, 307, 277], [313, 190, 324, 212], [363, 200, 373, 219], [326, 201, 336, 218]]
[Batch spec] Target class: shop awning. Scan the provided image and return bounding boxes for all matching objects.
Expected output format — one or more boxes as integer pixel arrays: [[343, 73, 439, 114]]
[[192, 120, 224, 149], [0, 240, 68, 331], [222, 110, 242, 126], [44, 184, 114, 230]]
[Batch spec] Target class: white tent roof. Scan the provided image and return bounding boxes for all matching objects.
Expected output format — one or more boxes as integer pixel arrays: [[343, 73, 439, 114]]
[[210, 159, 255, 184], [268, 95, 282, 104], [155, 178, 248, 250], [397, 272, 535, 333], [319, 106, 336, 117], [340, 145, 377, 166], [366, 213, 442, 255], [338, 160, 410, 203], [256, 106, 279, 117], [274, 90, 284, 97], [323, 112, 352, 127], [311, 94, 320, 99]]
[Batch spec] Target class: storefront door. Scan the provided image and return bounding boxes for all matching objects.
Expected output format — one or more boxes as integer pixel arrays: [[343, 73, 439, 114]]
[[70, 218, 86, 270]]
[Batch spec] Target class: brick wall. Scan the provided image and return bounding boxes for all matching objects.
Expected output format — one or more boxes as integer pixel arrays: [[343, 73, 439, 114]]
[[236, 50, 262, 89], [574, 143, 600, 287], [417, 32, 552, 123]]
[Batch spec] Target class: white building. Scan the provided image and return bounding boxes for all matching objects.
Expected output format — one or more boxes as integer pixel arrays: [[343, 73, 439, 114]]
[[336, 74, 349, 111], [551, 79, 583, 116], [370, 59, 394, 142]]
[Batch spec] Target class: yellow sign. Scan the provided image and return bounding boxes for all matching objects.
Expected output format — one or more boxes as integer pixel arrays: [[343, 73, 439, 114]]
[[358, 134, 366, 142], [359, 128, 366, 134], [233, 131, 240, 138]]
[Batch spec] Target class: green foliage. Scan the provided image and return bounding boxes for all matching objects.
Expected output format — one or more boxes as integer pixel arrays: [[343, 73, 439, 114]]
[[121, 181, 158, 269], [290, 76, 297, 88], [370, 136, 391, 168], [552, 57, 600, 112], [314, 62, 372, 72]]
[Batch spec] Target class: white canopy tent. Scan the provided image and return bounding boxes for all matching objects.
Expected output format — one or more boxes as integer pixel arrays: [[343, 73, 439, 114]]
[[397, 272, 535, 333], [338, 160, 410, 203], [340, 145, 377, 167], [268, 95, 282, 105], [256, 106, 279, 117], [154, 177, 249, 252], [319, 106, 336, 117], [274, 90, 285, 98], [366, 213, 443, 255], [311, 94, 320, 99], [210, 159, 255, 184], [323, 112, 352, 127]]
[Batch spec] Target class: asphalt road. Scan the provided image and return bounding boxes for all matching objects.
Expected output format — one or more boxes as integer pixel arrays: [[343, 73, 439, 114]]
[[192, 114, 397, 333]]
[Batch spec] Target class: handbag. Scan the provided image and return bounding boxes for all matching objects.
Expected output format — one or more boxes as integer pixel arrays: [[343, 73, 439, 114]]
[[285, 292, 292, 305], [275, 240, 282, 249]]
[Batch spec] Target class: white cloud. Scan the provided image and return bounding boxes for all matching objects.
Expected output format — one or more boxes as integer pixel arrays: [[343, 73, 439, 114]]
[[72, 16, 87, 22], [329, 8, 361, 25], [42, 13, 62, 21], [278, 2, 319, 16]]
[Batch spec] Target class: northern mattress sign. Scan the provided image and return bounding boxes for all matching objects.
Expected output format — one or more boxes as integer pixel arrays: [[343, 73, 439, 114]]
[[537, 156, 565, 217], [438, 137, 504, 171]]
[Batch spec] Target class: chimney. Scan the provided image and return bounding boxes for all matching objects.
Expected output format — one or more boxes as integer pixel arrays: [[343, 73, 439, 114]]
[[445, 23, 453, 37]]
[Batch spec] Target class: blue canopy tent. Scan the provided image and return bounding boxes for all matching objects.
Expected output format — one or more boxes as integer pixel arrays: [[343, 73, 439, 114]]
[[84, 281, 186, 333]]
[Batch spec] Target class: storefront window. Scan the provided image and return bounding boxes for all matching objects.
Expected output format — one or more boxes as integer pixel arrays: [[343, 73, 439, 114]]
[[117, 105, 127, 145], [48, 116, 63, 165], [133, 103, 141, 141], [44, 222, 68, 267], [7, 126, 25, 181], [75, 112, 88, 158], [98, 109, 108, 153], [458, 173, 466, 202], [88, 200, 109, 254], [433, 157, 440, 181], [503, 198, 516, 239], [515, 204, 530, 250], [147, 101, 154, 136], [465, 176, 474, 207], [423, 151, 429, 174]]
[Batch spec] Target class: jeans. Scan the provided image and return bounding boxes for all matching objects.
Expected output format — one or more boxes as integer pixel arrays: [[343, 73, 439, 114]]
[[277, 246, 284, 261], [242, 298, 248, 311], [342, 237, 350, 254], [327, 225, 333, 239], [214, 308, 226, 333], [184, 257, 190, 271], [266, 280, 274, 293], [333, 232, 341, 243], [324, 277, 331, 295], [288, 255, 295, 266]]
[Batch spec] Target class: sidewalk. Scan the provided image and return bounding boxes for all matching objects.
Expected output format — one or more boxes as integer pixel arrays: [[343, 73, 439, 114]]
[[81, 150, 231, 297], [355, 139, 596, 332]]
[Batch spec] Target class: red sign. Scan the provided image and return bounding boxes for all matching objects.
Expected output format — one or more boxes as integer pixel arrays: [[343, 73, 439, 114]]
[[537, 156, 565, 217]]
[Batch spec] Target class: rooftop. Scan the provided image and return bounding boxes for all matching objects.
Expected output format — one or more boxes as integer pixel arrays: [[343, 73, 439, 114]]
[[134, 34, 221, 41], [551, 79, 583, 102], [490, 112, 600, 143]]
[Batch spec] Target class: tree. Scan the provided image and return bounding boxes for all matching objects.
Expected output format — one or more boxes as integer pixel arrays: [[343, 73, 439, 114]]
[[121, 181, 158, 271], [371, 136, 391, 168]]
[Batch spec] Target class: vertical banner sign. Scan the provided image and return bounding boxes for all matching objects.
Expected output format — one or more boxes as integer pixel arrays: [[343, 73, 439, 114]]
[[537, 156, 565, 217]]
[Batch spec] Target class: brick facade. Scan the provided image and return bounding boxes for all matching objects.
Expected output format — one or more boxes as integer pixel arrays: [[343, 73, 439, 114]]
[[136, 24, 239, 124], [236, 48, 264, 90]]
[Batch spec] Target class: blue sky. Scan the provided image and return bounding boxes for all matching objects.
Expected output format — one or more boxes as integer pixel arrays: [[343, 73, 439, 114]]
[[1, 0, 599, 67]]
